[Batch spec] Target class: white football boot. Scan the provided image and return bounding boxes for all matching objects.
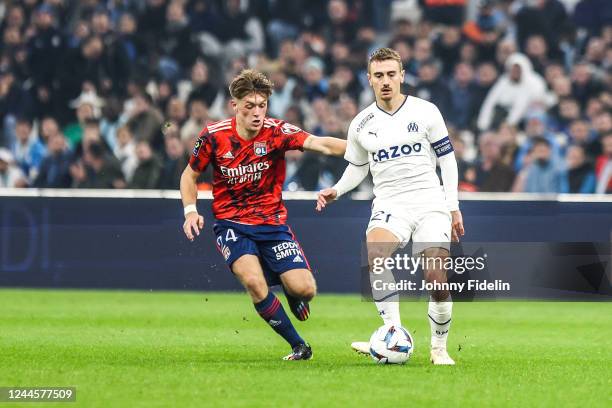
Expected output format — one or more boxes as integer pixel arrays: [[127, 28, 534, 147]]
[[351, 341, 370, 355], [430, 347, 455, 365]]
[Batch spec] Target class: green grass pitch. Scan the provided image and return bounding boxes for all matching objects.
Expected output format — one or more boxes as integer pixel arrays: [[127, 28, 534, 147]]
[[1, 289, 611, 407]]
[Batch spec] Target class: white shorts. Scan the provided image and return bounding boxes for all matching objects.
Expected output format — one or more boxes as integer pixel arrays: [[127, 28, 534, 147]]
[[366, 199, 452, 254]]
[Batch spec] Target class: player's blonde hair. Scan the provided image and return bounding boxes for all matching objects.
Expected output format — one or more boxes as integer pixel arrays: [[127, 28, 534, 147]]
[[368, 48, 403, 73], [229, 69, 274, 100]]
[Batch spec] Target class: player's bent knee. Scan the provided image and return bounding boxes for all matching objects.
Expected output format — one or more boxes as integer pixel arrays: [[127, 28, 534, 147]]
[[288, 280, 316, 301], [300, 282, 316, 301], [240, 275, 268, 300]]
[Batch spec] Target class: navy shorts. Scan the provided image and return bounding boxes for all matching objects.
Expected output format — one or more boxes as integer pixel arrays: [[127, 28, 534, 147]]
[[213, 220, 311, 286]]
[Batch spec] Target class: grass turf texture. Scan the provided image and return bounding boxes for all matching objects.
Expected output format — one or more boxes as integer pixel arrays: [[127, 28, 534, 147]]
[[1, 289, 611, 407]]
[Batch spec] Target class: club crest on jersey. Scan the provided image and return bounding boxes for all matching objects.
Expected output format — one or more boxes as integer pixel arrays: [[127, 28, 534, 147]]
[[407, 122, 419, 132], [254, 141, 267, 156]]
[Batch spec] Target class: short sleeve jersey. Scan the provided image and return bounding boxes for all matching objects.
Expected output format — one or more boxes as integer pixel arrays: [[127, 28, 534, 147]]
[[189, 117, 310, 224]]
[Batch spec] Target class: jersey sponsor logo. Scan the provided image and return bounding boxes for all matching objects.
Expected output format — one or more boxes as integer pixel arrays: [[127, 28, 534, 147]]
[[368, 130, 378, 138], [271, 241, 302, 260], [407, 122, 419, 132], [220, 161, 270, 184], [293, 254, 303, 263], [371, 143, 422, 163], [222, 151, 234, 159], [356, 113, 374, 132], [280, 123, 301, 135], [254, 141, 267, 156], [431, 136, 453, 157]]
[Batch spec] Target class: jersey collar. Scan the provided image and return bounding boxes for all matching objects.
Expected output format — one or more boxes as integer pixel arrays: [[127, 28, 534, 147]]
[[375, 95, 408, 116]]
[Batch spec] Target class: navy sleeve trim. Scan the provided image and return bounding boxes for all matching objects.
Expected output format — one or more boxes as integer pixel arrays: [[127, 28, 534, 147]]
[[347, 160, 369, 167], [431, 136, 454, 157]]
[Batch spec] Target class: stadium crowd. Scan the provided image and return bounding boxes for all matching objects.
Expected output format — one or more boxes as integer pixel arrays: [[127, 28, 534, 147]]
[[0, 0, 610, 194]]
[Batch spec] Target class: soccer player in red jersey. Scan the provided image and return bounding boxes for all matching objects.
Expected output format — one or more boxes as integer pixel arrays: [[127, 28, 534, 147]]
[[180, 69, 346, 360]]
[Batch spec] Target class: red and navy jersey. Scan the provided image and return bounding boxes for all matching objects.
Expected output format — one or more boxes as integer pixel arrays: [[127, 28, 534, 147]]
[[189, 117, 310, 225]]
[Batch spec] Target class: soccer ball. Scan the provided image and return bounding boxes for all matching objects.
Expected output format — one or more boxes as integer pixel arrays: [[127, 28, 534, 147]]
[[369, 324, 414, 364]]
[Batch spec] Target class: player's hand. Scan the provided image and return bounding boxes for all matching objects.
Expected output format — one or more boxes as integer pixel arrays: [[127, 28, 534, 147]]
[[450, 210, 465, 242], [183, 212, 204, 241], [316, 188, 338, 212]]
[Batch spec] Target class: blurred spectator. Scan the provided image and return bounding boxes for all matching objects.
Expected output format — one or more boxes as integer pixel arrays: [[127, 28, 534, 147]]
[[158, 133, 187, 189], [595, 132, 612, 193], [571, 61, 604, 108], [477, 53, 549, 131], [515, 111, 562, 171], [567, 119, 600, 158], [268, 69, 297, 118], [447, 62, 479, 130], [129, 140, 162, 189], [302, 57, 329, 102], [197, 0, 264, 62], [421, 0, 466, 26], [525, 35, 551, 76], [434, 26, 462, 77], [113, 126, 138, 183], [413, 59, 451, 116], [70, 141, 124, 189], [181, 59, 220, 108], [165, 96, 187, 126], [0, 69, 33, 147], [515, 0, 569, 57], [180, 98, 209, 146], [11, 116, 46, 180], [33, 132, 72, 188], [125, 92, 164, 150], [63, 91, 103, 148], [573, 0, 612, 37], [0, 148, 27, 187], [27, 4, 65, 101], [474, 132, 515, 192], [520, 137, 568, 193], [39, 116, 61, 145], [550, 97, 581, 133], [566, 144, 596, 193], [155, 1, 197, 80]]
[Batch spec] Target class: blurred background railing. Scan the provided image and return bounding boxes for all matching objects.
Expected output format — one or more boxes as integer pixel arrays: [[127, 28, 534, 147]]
[[2, 189, 611, 292]]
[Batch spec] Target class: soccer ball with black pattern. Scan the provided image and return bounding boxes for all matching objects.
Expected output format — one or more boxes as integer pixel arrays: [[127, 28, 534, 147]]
[[369, 325, 414, 364]]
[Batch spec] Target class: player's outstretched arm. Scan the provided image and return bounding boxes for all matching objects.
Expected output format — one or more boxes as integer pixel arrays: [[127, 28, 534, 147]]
[[303, 135, 347, 156], [438, 153, 465, 241], [316, 163, 369, 211], [180, 165, 204, 241]]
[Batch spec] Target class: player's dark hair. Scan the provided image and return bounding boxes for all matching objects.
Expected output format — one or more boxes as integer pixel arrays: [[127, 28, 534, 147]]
[[229, 69, 274, 100], [368, 47, 403, 73]]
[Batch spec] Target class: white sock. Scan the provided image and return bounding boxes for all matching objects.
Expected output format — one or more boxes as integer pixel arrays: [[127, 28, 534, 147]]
[[370, 268, 402, 326], [428, 297, 452, 349]]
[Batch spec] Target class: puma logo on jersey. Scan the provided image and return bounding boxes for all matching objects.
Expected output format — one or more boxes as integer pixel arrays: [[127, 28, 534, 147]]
[[371, 143, 422, 163], [368, 131, 378, 137]]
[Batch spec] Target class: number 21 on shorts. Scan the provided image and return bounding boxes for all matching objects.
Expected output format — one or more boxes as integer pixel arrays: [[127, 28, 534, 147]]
[[371, 210, 392, 223]]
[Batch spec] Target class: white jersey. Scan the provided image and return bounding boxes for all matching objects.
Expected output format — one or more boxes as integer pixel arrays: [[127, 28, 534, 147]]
[[345, 95, 453, 207]]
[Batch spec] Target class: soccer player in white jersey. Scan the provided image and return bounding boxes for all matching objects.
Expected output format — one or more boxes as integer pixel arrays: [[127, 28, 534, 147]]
[[316, 48, 465, 365]]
